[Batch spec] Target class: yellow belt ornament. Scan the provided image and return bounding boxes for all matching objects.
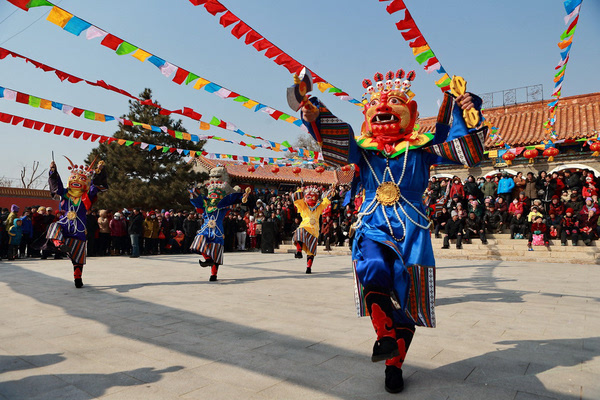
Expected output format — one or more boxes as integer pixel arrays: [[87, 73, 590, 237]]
[[450, 75, 480, 129], [376, 182, 401, 206]]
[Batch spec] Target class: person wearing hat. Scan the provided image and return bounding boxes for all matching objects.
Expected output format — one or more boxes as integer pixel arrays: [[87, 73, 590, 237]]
[[442, 210, 464, 249], [509, 209, 528, 239], [524, 172, 538, 200], [548, 195, 565, 217], [560, 208, 579, 246], [526, 206, 544, 224], [482, 175, 498, 199], [464, 211, 487, 244], [143, 211, 160, 255], [527, 215, 549, 250]]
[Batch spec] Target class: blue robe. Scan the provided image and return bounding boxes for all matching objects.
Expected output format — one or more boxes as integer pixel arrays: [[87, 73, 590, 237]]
[[303, 94, 484, 327]]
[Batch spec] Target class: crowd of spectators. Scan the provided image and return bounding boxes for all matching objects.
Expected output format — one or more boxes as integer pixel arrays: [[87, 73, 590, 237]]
[[0, 185, 359, 261], [428, 168, 600, 249]]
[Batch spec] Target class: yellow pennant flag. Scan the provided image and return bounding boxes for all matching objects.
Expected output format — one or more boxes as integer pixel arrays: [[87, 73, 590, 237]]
[[242, 100, 259, 109], [199, 122, 211, 130], [183, 133, 191, 141], [39, 99, 52, 110], [117, 139, 126, 145], [189, 150, 196, 157], [557, 36, 573, 49], [141, 123, 152, 130], [488, 150, 498, 158], [317, 82, 334, 93], [435, 74, 450, 86], [132, 49, 152, 62], [412, 44, 431, 56], [46, 7, 73, 28], [193, 77, 210, 90], [94, 114, 106, 122]]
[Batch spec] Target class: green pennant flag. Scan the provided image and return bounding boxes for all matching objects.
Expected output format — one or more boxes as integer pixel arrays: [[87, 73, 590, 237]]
[[116, 42, 138, 55], [84, 110, 95, 120], [125, 140, 134, 146], [234, 95, 249, 103], [185, 72, 199, 85], [162, 146, 170, 153], [132, 121, 142, 126], [28, 96, 41, 108], [27, 0, 53, 8], [278, 113, 291, 120], [415, 50, 435, 64], [435, 76, 452, 87], [560, 25, 577, 40], [328, 87, 343, 94], [281, 140, 291, 148], [209, 116, 220, 126], [175, 131, 183, 139], [554, 65, 566, 77]]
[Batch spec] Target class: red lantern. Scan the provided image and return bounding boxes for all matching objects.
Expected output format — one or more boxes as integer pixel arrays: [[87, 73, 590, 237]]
[[590, 142, 600, 157], [315, 166, 325, 174], [543, 147, 559, 162], [292, 166, 301, 175], [502, 152, 515, 166], [247, 165, 256, 173], [523, 149, 539, 164], [271, 165, 280, 173]]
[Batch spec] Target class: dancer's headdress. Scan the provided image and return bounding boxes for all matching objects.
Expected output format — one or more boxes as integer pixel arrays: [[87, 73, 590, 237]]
[[64, 155, 98, 187], [362, 69, 416, 103]]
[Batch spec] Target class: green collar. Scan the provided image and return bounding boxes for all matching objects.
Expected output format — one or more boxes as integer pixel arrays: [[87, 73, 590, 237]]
[[355, 132, 434, 158]]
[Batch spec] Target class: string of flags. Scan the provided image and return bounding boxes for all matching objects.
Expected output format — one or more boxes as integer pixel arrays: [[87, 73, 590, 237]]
[[7, 1, 306, 129], [184, 0, 363, 107], [544, 0, 583, 141], [0, 110, 311, 165], [0, 85, 317, 159], [0, 47, 311, 154], [379, 0, 451, 92]]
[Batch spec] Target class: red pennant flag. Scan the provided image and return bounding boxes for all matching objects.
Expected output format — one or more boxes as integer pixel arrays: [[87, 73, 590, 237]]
[[204, 0, 227, 15], [0, 48, 10, 59], [64, 128, 74, 136], [169, 148, 177, 153], [23, 119, 34, 129], [100, 34, 124, 51], [16, 92, 29, 104], [282, 60, 303, 74], [401, 27, 421, 41], [270, 111, 283, 120], [396, 12, 417, 31], [172, 68, 189, 85], [71, 108, 84, 117], [274, 53, 293, 66], [34, 121, 44, 130], [264, 46, 283, 59], [99, 136, 109, 143], [7, 0, 30, 11], [83, 132, 91, 140], [231, 21, 251, 39], [0, 113, 11, 123], [54, 126, 64, 135], [253, 39, 273, 52], [218, 121, 227, 129], [424, 57, 439, 68], [107, 137, 117, 144], [189, 0, 207, 5], [183, 107, 202, 120], [91, 134, 100, 142], [244, 30, 262, 45], [386, 0, 406, 14], [409, 36, 427, 48], [73, 130, 83, 138], [159, 109, 172, 116], [42, 123, 55, 132], [122, 120, 133, 126], [66, 75, 83, 84], [219, 11, 239, 27], [11, 116, 23, 125]]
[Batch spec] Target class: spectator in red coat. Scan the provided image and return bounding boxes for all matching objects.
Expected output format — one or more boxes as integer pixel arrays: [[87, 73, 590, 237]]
[[508, 198, 524, 216], [548, 195, 565, 217], [527, 215, 549, 249], [582, 177, 598, 199], [579, 209, 598, 246], [448, 177, 465, 201]]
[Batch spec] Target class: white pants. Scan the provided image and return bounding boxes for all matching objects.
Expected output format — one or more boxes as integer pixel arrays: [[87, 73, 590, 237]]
[[236, 232, 247, 250]]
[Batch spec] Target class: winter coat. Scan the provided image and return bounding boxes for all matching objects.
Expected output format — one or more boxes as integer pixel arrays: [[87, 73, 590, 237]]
[[109, 218, 127, 237], [497, 177, 515, 195], [20, 216, 33, 238], [8, 220, 23, 245], [524, 180, 538, 200], [143, 217, 160, 239], [481, 181, 497, 198], [128, 212, 144, 235]]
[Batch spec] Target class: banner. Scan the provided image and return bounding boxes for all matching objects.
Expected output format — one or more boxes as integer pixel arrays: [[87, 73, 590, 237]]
[[7, 2, 305, 127], [184, 0, 362, 107], [0, 111, 308, 164], [381, 0, 451, 92]]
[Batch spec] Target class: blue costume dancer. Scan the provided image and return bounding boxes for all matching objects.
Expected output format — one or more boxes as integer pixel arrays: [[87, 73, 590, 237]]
[[297, 70, 486, 393], [189, 169, 250, 281], [46, 157, 107, 288]]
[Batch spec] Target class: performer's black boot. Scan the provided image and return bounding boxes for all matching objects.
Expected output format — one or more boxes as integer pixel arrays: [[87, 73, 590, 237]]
[[294, 242, 303, 258], [306, 255, 314, 274], [384, 324, 415, 393], [364, 286, 399, 362], [199, 258, 213, 267], [209, 264, 219, 281], [73, 264, 84, 288]]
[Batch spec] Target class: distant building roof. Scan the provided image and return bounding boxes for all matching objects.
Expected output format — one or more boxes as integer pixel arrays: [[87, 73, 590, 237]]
[[192, 157, 354, 185], [417, 92, 600, 149]]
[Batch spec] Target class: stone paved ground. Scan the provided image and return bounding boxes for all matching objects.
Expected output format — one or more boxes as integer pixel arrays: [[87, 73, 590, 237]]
[[0, 252, 599, 400]]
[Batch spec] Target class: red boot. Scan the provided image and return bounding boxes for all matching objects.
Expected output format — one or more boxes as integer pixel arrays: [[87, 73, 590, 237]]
[[73, 264, 84, 288]]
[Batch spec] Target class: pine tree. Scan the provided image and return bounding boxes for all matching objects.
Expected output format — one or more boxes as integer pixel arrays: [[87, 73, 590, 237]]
[[86, 89, 206, 211]]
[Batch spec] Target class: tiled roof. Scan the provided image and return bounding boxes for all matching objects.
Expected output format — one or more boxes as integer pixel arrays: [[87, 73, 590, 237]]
[[417, 92, 600, 149], [0, 187, 51, 198], [193, 157, 354, 185]]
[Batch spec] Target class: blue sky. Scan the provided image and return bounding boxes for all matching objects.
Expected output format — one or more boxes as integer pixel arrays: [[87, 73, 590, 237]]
[[0, 0, 599, 185]]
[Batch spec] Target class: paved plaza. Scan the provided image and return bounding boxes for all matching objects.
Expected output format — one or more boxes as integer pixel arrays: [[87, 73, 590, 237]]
[[0, 252, 599, 399]]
